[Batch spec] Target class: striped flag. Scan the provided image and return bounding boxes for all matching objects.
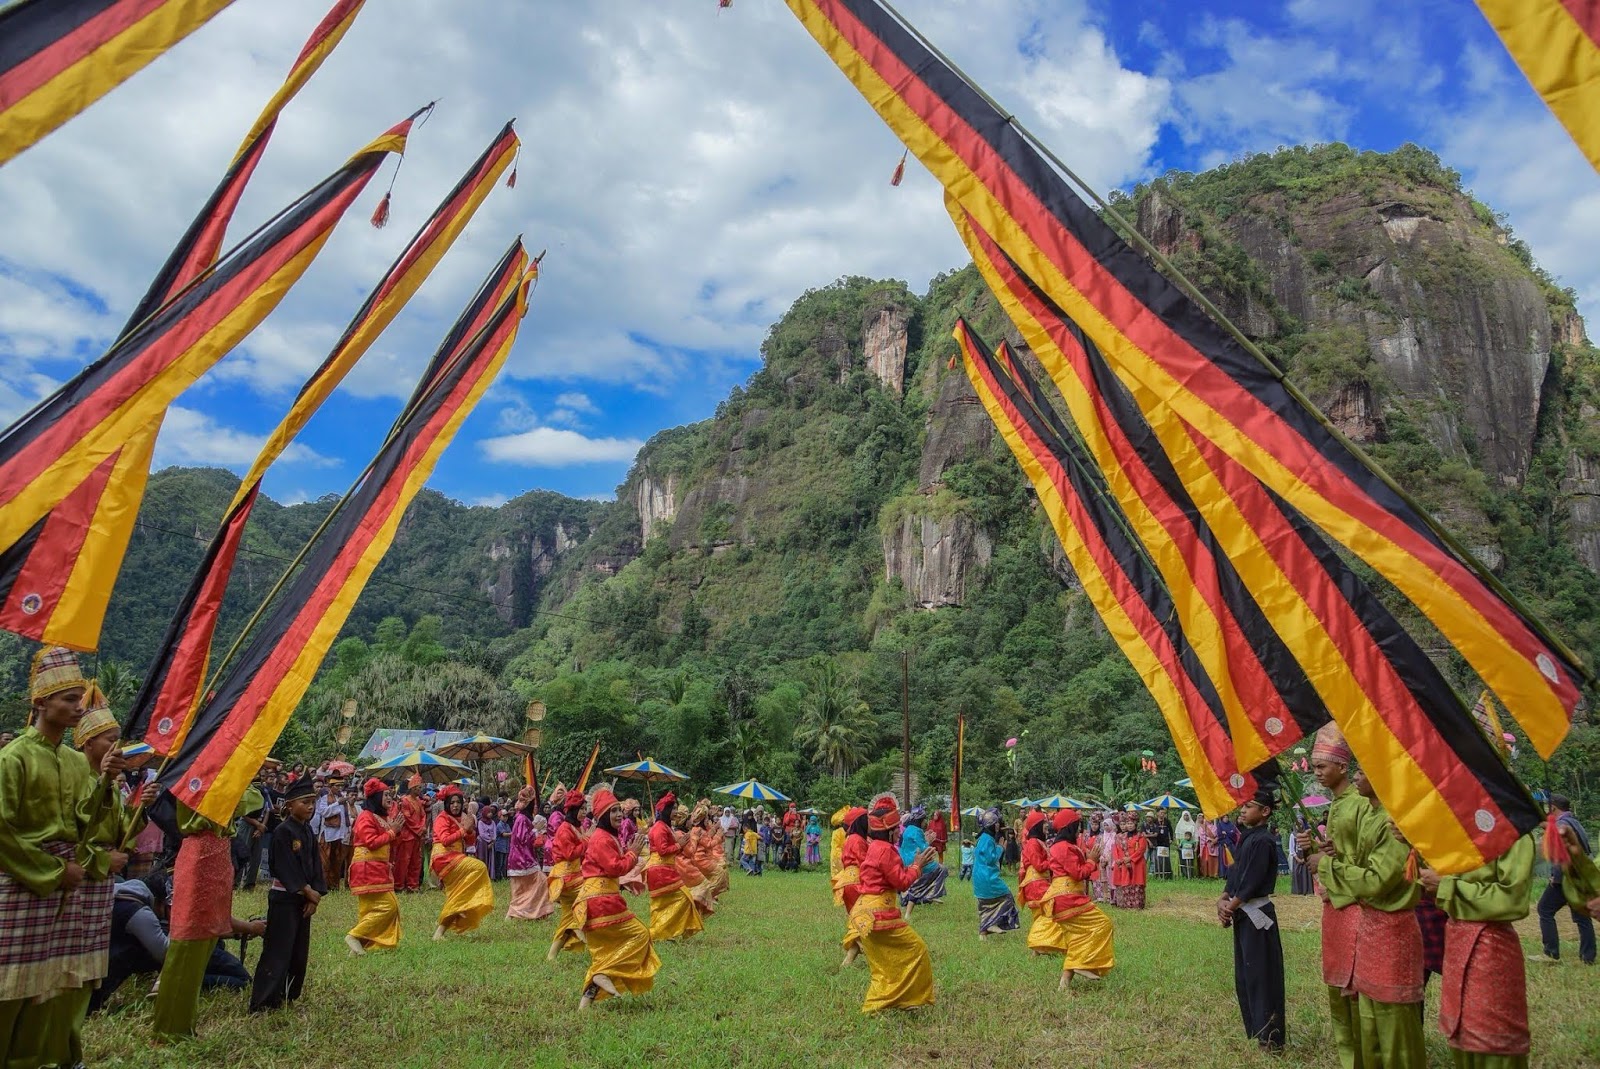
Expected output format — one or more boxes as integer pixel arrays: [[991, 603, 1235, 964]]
[[0, 0, 241, 166], [0, 0, 371, 652], [953, 317, 1255, 815], [955, 213, 1542, 872], [127, 121, 519, 756], [158, 241, 535, 824], [949, 713, 963, 834], [1475, 0, 1600, 173], [784, 0, 1585, 760], [575, 740, 602, 794]]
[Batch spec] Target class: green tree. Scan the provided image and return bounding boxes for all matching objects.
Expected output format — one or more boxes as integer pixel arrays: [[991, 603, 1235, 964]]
[[793, 658, 875, 779]]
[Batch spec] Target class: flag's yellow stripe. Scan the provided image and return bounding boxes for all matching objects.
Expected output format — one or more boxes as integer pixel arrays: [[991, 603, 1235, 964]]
[[1477, 0, 1600, 173]]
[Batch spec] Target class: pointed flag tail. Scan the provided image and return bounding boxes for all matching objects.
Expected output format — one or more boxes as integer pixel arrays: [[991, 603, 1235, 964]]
[[0, 115, 412, 649], [0, 0, 242, 166], [955, 213, 1542, 872], [953, 317, 1255, 815], [157, 240, 534, 825], [784, 0, 1584, 758], [1474, 0, 1600, 174], [576, 740, 602, 794], [0, 0, 373, 652], [949, 713, 963, 833], [126, 121, 519, 754]]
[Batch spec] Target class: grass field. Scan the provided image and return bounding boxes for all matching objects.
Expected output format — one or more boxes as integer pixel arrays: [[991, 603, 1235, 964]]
[[84, 869, 1600, 1068]]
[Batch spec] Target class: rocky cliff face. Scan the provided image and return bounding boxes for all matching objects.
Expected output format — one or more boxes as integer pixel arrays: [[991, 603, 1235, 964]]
[[882, 508, 992, 607]]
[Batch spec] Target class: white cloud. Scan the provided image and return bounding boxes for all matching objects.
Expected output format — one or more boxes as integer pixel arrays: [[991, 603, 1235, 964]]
[[467, 493, 510, 508], [480, 427, 644, 467], [553, 392, 598, 414], [153, 405, 336, 470]]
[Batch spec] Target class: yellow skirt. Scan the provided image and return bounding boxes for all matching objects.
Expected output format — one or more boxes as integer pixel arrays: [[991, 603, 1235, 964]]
[[436, 854, 494, 934], [850, 891, 934, 1014], [1058, 904, 1115, 975], [583, 914, 661, 1001], [1026, 909, 1071, 954], [349, 891, 401, 950], [648, 885, 705, 942], [552, 886, 585, 951]]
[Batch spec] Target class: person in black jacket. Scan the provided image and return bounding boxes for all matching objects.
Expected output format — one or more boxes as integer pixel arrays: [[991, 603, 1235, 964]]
[[249, 778, 326, 1013], [1217, 785, 1286, 1052]]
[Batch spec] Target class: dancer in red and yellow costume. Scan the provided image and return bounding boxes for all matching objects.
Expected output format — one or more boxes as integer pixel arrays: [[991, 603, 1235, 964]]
[[1039, 809, 1114, 990], [687, 800, 728, 917], [644, 793, 704, 942], [850, 793, 935, 1013], [346, 778, 402, 954], [546, 786, 588, 959], [576, 788, 661, 1009], [430, 785, 494, 940], [835, 806, 868, 967], [1020, 809, 1068, 955]]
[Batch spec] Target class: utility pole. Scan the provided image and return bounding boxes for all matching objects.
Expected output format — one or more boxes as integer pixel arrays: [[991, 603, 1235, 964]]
[[901, 649, 911, 808]]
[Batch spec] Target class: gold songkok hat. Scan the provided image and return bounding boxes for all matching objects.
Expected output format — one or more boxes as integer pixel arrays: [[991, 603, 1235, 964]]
[[29, 646, 86, 702], [72, 681, 119, 749]]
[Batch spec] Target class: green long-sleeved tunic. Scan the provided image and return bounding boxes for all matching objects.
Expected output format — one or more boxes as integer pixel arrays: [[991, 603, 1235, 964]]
[[0, 727, 116, 896], [1320, 799, 1419, 912], [1437, 834, 1533, 922]]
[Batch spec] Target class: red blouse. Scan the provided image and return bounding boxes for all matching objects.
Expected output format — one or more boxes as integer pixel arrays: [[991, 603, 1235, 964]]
[[580, 829, 637, 926], [1047, 839, 1097, 917], [347, 810, 395, 895], [645, 821, 685, 893], [856, 839, 919, 896]]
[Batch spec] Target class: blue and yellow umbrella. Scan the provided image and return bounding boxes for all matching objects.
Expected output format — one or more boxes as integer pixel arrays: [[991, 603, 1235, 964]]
[[364, 749, 473, 784], [714, 779, 790, 802], [1140, 794, 1197, 810]]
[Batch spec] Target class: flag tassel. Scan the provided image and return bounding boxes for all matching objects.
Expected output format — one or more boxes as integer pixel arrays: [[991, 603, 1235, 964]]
[[370, 191, 391, 228]]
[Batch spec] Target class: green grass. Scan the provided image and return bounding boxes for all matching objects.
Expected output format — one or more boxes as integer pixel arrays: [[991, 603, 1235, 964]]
[[85, 871, 1599, 1068]]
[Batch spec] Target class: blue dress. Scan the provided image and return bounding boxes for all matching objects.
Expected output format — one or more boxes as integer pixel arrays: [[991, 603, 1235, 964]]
[[898, 823, 947, 905], [973, 830, 1020, 933]]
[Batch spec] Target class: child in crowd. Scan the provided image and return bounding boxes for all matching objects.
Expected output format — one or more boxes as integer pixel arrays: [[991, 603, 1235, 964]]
[[494, 810, 513, 881], [741, 820, 762, 875], [959, 838, 975, 881], [1179, 831, 1196, 879]]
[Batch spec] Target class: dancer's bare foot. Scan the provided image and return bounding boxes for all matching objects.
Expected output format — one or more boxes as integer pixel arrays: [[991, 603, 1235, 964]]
[[579, 983, 597, 1011], [592, 973, 619, 996], [1059, 971, 1070, 992], [841, 945, 860, 968], [344, 934, 366, 956], [433, 925, 447, 942], [1072, 969, 1103, 981]]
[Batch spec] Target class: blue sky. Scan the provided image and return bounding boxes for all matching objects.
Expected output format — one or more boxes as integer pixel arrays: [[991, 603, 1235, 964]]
[[1, 0, 1596, 509]]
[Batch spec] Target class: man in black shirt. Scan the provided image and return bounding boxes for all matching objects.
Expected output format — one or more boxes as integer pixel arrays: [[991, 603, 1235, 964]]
[[1218, 784, 1286, 1052], [249, 778, 326, 1013]]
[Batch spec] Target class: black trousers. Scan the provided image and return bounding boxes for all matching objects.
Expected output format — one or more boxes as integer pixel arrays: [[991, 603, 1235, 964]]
[[249, 895, 310, 1013], [1233, 901, 1286, 1050]]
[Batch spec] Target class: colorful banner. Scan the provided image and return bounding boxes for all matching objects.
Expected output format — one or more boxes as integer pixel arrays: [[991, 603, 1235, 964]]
[[0, 115, 411, 647], [0, 0, 372, 652], [784, 0, 1584, 759], [575, 739, 602, 794], [158, 240, 535, 824], [949, 712, 963, 833], [1476, 0, 1600, 173], [954, 318, 1253, 815], [127, 121, 518, 755], [955, 212, 1541, 872], [0, 0, 240, 166]]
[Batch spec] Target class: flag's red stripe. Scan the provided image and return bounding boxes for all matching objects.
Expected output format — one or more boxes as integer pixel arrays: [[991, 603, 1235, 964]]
[[293, 0, 364, 67], [0, 0, 171, 104], [0, 175, 368, 502], [959, 322, 1247, 796], [814, 0, 1580, 711], [165, 133, 274, 301], [1559, 0, 1600, 47]]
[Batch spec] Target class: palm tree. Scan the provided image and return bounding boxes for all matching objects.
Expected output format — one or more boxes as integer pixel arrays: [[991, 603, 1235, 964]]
[[793, 659, 875, 780], [92, 661, 142, 715], [729, 720, 766, 778]]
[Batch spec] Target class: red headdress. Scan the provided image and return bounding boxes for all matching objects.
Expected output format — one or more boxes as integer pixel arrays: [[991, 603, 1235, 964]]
[[362, 777, 388, 797], [437, 784, 463, 801], [591, 788, 620, 821], [1051, 809, 1079, 832], [562, 789, 586, 812], [655, 791, 677, 818], [1023, 810, 1048, 835], [867, 792, 900, 833]]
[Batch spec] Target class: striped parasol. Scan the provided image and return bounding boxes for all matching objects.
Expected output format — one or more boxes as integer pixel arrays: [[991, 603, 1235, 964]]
[[604, 758, 688, 783], [1140, 793, 1197, 810], [1033, 794, 1092, 810], [432, 734, 535, 762], [713, 779, 790, 802], [364, 750, 473, 785]]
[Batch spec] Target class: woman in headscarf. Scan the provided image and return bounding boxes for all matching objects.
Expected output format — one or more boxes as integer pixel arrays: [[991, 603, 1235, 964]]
[[1041, 809, 1115, 990], [546, 787, 588, 960], [836, 807, 868, 967], [643, 793, 704, 942], [805, 811, 823, 867], [898, 805, 947, 914], [686, 801, 727, 917], [346, 778, 402, 954], [850, 794, 935, 1012], [507, 787, 554, 921], [576, 788, 661, 1009], [430, 785, 494, 941], [974, 807, 1021, 939], [1021, 809, 1069, 956]]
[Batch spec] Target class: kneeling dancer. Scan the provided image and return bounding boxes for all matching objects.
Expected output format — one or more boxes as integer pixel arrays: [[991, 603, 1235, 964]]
[[576, 788, 661, 1009]]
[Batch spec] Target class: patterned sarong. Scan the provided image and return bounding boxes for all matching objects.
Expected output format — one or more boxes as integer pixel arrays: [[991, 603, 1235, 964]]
[[901, 862, 947, 905], [170, 831, 233, 941], [1321, 900, 1359, 990], [1441, 920, 1529, 1056], [1353, 905, 1423, 1004], [0, 842, 112, 1002], [977, 892, 1021, 934]]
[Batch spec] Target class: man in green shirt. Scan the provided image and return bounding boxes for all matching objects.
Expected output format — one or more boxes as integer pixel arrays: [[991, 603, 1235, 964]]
[[0, 647, 123, 1069], [1420, 834, 1535, 1068], [1310, 769, 1426, 1069], [1298, 723, 1368, 1069]]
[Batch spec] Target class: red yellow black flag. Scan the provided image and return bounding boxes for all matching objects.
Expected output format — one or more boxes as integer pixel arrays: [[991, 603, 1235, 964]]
[[0, 0, 242, 166], [0, 113, 412, 647], [1475, 0, 1600, 173], [127, 121, 519, 756], [0, 0, 372, 652], [956, 211, 1542, 870], [954, 318, 1256, 814], [785, 0, 1585, 759], [157, 241, 535, 824]]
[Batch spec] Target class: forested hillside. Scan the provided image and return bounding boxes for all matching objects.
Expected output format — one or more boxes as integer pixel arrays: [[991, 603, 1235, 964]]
[[9, 144, 1594, 817]]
